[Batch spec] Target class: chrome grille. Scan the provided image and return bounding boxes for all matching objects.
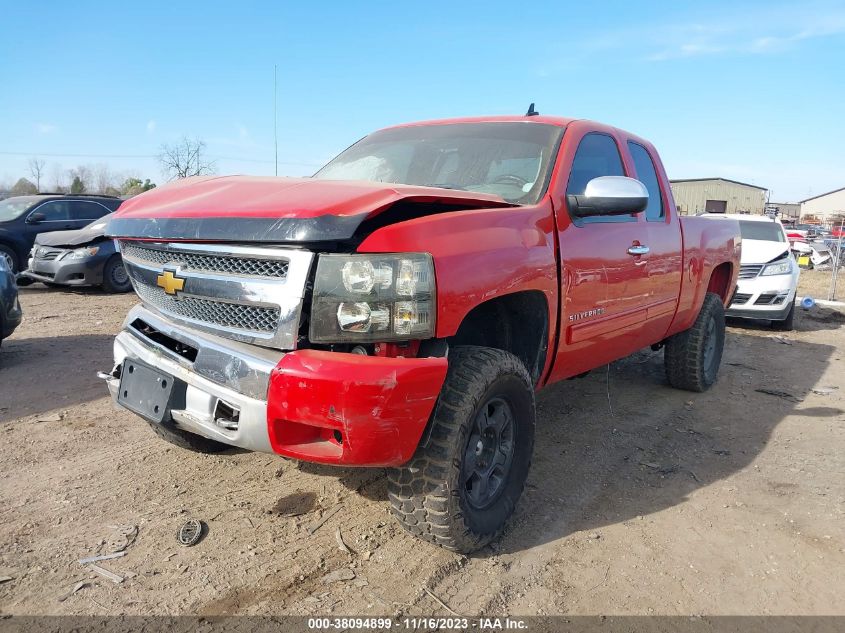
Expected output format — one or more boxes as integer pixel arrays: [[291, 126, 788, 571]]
[[731, 293, 752, 305], [133, 282, 280, 332], [120, 242, 289, 278], [119, 241, 314, 350], [739, 264, 763, 279]]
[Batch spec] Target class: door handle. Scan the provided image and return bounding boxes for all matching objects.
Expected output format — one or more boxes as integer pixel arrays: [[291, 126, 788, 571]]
[[627, 245, 650, 256]]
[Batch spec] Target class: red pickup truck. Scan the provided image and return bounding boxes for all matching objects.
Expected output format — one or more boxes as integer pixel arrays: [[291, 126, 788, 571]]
[[103, 114, 740, 552]]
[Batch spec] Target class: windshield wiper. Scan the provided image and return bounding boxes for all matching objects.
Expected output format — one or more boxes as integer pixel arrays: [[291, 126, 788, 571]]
[[424, 183, 467, 191]]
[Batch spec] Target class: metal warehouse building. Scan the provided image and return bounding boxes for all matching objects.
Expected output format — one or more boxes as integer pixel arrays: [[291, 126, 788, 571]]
[[669, 178, 768, 216], [800, 187, 845, 224]]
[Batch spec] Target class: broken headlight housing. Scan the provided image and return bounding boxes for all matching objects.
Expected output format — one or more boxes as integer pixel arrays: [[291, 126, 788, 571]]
[[760, 259, 792, 276], [68, 246, 100, 259], [310, 253, 436, 343]]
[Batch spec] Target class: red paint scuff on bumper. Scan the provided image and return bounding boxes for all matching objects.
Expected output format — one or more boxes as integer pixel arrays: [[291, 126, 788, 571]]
[[267, 350, 448, 466]]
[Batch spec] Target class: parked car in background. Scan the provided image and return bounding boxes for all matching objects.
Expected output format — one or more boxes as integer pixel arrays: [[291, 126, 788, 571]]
[[17, 219, 132, 293], [0, 256, 22, 348], [796, 223, 825, 239], [703, 214, 799, 330], [0, 194, 123, 272]]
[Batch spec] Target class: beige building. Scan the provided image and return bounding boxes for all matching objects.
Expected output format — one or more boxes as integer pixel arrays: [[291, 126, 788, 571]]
[[800, 187, 845, 225], [669, 178, 768, 216]]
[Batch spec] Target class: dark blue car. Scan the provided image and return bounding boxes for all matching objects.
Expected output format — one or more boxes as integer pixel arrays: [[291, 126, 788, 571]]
[[0, 194, 123, 273]]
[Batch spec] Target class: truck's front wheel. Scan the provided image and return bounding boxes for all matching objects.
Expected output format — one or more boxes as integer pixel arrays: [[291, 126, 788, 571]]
[[387, 346, 535, 553], [664, 292, 726, 392]]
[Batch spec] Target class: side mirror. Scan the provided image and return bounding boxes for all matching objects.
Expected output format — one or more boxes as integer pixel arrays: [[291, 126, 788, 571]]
[[26, 212, 46, 224], [567, 176, 649, 217]]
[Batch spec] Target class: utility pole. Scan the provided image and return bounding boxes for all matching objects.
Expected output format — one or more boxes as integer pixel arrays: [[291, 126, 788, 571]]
[[274, 64, 278, 177]]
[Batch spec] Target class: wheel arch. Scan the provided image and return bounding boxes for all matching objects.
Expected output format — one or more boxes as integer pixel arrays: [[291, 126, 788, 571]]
[[707, 262, 734, 305], [447, 290, 549, 387]]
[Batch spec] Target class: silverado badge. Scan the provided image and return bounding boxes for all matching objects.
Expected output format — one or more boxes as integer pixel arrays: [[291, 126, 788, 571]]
[[569, 307, 606, 322], [156, 270, 185, 296]]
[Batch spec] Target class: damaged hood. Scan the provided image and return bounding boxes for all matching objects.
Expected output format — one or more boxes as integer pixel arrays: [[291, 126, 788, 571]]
[[740, 239, 790, 265], [35, 218, 110, 247], [106, 176, 515, 243]]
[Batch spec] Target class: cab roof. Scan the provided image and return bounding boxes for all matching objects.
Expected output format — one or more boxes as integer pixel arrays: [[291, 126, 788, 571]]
[[382, 114, 576, 131]]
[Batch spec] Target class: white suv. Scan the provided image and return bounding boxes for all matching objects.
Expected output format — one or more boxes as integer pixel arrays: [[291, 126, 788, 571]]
[[701, 214, 799, 330]]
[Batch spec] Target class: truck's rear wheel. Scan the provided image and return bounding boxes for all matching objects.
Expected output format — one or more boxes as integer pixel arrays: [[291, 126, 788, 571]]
[[664, 292, 725, 392], [387, 346, 535, 553], [145, 420, 230, 453]]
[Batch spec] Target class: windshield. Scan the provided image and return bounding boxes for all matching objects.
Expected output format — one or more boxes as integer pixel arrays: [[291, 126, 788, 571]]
[[314, 122, 563, 204], [0, 196, 39, 222], [740, 220, 786, 243]]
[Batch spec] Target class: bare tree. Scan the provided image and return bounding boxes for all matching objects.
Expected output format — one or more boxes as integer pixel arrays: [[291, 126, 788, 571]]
[[158, 137, 216, 180], [28, 158, 46, 192], [94, 164, 115, 194], [50, 163, 66, 192]]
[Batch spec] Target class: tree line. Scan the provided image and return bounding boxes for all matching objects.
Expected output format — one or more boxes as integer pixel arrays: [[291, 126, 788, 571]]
[[1, 136, 216, 199], [2, 160, 157, 198]]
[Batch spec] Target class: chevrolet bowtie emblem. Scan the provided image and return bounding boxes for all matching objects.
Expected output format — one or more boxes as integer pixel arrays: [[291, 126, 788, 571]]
[[157, 270, 185, 296]]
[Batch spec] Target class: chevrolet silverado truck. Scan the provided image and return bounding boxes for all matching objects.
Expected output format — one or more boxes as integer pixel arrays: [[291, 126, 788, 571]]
[[102, 115, 740, 553]]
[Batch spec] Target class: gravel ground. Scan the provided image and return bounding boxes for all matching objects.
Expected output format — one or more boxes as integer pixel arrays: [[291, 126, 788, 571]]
[[0, 282, 843, 616]]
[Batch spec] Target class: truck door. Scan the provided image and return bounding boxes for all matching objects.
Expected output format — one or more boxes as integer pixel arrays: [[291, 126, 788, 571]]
[[549, 129, 651, 381], [627, 141, 682, 341]]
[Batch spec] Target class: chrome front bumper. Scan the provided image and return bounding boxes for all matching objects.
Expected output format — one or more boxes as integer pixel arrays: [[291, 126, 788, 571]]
[[103, 305, 284, 453]]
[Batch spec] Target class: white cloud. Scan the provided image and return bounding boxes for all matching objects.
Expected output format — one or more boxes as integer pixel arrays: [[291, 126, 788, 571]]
[[146, 120, 157, 134], [35, 123, 57, 135], [644, 8, 845, 62]]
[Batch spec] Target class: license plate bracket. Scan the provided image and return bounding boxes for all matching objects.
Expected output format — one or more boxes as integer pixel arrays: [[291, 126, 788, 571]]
[[117, 358, 180, 424]]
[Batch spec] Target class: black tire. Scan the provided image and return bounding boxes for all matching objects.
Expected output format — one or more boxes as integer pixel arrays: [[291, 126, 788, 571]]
[[0, 245, 19, 274], [145, 420, 230, 453], [387, 346, 535, 553], [664, 292, 726, 392], [771, 299, 795, 331], [102, 255, 133, 293]]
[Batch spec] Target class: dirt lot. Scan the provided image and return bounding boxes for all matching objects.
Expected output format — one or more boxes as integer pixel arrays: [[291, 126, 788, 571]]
[[1, 276, 844, 616]]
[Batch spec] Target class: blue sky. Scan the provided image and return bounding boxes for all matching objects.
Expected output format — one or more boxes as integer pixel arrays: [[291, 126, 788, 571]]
[[1, 0, 843, 201]]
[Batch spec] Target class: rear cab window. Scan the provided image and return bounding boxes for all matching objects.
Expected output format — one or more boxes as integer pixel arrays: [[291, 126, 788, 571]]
[[628, 142, 664, 221]]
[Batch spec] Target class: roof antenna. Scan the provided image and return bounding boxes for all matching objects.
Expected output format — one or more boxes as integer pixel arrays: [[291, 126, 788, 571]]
[[525, 103, 539, 116]]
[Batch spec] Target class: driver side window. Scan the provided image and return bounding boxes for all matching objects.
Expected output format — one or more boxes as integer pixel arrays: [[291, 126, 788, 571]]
[[32, 201, 71, 221], [567, 133, 631, 224]]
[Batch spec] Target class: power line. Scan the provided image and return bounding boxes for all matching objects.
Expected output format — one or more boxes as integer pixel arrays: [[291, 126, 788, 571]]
[[0, 151, 153, 159], [0, 150, 320, 168]]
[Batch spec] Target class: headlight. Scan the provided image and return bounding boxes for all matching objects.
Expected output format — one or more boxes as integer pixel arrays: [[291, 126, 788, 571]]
[[310, 253, 436, 343], [761, 260, 792, 276], [68, 246, 100, 259]]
